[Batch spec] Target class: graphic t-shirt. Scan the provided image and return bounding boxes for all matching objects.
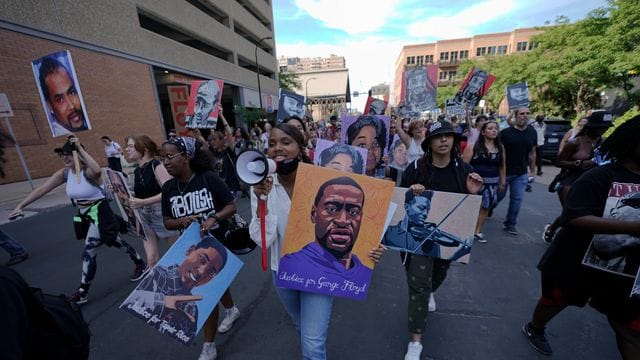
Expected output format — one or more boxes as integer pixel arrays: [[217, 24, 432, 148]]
[[161, 171, 234, 222]]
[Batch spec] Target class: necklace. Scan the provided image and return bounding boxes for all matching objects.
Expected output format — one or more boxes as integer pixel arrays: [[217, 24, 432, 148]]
[[177, 174, 195, 195]]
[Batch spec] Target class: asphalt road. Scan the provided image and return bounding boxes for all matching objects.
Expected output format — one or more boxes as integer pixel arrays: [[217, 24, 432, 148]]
[[1, 178, 622, 360]]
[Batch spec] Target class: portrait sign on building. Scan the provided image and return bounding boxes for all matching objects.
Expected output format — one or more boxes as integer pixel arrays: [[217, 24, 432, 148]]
[[120, 223, 243, 345], [276, 164, 394, 300], [277, 89, 306, 122], [506, 82, 530, 110], [168, 85, 191, 137], [186, 79, 224, 129], [453, 67, 496, 108], [313, 139, 368, 175], [381, 187, 481, 264], [401, 65, 438, 116], [31, 50, 92, 137]]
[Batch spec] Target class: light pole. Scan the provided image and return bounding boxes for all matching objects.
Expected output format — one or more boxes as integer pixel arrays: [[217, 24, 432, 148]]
[[255, 36, 272, 111], [305, 77, 316, 108]]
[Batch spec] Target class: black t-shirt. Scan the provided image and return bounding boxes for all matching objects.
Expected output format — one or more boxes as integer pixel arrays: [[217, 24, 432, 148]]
[[161, 171, 234, 220], [134, 159, 162, 199], [538, 163, 640, 319], [401, 158, 470, 194], [211, 148, 240, 192], [499, 126, 537, 176]]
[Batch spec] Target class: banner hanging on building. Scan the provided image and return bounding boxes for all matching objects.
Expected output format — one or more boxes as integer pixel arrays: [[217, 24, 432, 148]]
[[167, 85, 190, 137]]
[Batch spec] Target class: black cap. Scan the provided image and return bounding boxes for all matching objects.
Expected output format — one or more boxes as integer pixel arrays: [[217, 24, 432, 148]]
[[584, 110, 614, 128], [422, 121, 460, 152], [53, 141, 75, 155]]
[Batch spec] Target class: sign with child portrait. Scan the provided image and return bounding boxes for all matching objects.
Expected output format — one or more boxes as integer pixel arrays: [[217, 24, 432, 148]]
[[276, 164, 394, 301]]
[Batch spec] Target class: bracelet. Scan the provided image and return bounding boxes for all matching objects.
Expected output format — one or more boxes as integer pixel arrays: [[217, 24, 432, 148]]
[[575, 160, 582, 168]]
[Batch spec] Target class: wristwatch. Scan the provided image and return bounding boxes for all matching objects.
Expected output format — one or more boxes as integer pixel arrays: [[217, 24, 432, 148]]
[[575, 160, 582, 168]]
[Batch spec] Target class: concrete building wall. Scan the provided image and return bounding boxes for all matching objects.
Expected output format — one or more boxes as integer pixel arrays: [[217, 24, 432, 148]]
[[0, 29, 163, 184]]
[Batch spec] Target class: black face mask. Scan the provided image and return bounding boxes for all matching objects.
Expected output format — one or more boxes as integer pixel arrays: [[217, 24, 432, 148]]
[[276, 158, 299, 175]]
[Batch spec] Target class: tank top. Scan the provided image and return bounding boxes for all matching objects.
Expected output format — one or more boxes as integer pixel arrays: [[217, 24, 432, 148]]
[[134, 159, 162, 199], [66, 170, 105, 201], [470, 151, 501, 182], [406, 138, 424, 164]]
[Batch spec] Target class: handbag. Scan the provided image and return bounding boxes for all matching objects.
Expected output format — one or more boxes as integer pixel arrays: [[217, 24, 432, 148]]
[[548, 169, 567, 193], [218, 214, 256, 255]]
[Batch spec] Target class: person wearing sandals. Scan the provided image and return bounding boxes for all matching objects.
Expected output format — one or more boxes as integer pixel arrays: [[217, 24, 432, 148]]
[[463, 121, 506, 243], [9, 136, 147, 305]]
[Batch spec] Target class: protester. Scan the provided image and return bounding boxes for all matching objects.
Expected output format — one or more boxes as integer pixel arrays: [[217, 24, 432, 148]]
[[523, 115, 640, 359], [124, 134, 178, 268], [542, 111, 613, 243], [284, 115, 310, 143], [497, 107, 537, 235], [530, 115, 547, 176], [395, 118, 425, 164], [558, 116, 588, 154], [462, 121, 506, 243], [399, 121, 483, 359], [101, 136, 123, 173], [9, 136, 147, 304], [261, 122, 272, 153], [466, 114, 489, 145], [233, 127, 250, 156], [160, 136, 240, 360], [249, 123, 384, 359], [208, 131, 241, 198]]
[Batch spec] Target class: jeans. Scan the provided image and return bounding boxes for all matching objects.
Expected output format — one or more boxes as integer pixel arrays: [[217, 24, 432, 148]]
[[497, 173, 529, 227], [0, 228, 27, 257], [272, 271, 334, 360]]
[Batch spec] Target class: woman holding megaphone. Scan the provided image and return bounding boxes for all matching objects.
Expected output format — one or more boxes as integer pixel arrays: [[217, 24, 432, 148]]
[[249, 122, 384, 360]]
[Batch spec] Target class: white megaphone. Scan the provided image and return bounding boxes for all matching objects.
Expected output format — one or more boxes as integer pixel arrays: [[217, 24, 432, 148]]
[[234, 149, 277, 271], [235, 149, 277, 185]]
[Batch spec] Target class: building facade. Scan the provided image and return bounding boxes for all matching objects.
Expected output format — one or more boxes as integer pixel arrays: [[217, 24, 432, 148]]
[[393, 27, 543, 105], [0, 0, 277, 183], [279, 54, 346, 72]]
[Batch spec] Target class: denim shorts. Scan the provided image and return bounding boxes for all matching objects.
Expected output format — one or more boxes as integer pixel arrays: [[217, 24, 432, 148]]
[[139, 204, 178, 239]]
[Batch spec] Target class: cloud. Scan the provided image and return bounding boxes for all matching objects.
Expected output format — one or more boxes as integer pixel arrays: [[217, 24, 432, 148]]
[[293, 0, 403, 34]]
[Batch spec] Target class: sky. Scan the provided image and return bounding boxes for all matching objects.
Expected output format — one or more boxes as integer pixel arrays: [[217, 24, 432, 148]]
[[273, 0, 608, 112]]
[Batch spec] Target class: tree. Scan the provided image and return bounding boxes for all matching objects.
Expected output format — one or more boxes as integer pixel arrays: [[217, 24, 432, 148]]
[[278, 71, 301, 91]]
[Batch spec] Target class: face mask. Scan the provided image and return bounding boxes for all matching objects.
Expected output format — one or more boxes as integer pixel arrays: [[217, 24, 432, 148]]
[[276, 158, 299, 175]]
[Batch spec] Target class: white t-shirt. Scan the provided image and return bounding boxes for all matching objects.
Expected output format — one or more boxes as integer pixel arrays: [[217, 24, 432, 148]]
[[104, 141, 122, 158]]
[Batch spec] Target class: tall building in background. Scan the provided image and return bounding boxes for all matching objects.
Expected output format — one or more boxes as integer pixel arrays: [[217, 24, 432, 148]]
[[0, 0, 277, 183], [393, 27, 543, 105], [279, 54, 346, 72]]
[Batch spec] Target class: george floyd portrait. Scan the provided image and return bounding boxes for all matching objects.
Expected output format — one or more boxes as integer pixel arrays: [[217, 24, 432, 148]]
[[31, 50, 91, 137], [120, 223, 243, 345], [314, 139, 368, 175], [382, 187, 481, 263], [277, 89, 306, 122], [186, 80, 224, 129], [277, 164, 394, 300]]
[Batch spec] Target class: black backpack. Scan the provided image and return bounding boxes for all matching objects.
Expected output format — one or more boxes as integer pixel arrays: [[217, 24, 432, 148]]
[[0, 267, 91, 359]]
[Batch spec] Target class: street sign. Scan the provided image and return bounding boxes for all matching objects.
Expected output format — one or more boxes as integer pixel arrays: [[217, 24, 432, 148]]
[[0, 93, 14, 117]]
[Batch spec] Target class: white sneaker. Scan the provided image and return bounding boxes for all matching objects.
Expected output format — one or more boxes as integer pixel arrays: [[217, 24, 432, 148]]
[[428, 293, 436, 312], [404, 341, 423, 360], [198, 342, 217, 360], [217, 306, 240, 333]]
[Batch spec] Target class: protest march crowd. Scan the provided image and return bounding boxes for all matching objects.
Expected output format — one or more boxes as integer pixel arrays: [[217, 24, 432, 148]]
[[1, 52, 639, 360]]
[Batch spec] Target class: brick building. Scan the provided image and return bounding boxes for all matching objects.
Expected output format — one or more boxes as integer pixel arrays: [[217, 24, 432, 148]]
[[0, 0, 277, 183], [393, 27, 543, 105]]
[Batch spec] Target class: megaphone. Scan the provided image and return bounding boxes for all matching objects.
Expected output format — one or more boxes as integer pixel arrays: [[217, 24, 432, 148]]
[[234, 149, 277, 271], [235, 149, 277, 185]]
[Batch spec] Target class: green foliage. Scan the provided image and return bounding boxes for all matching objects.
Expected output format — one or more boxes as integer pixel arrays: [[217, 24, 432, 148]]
[[233, 105, 265, 128], [278, 72, 301, 91], [436, 85, 458, 109], [604, 106, 640, 137]]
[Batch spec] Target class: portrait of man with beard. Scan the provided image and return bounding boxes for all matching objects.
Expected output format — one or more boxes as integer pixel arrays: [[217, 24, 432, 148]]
[[277, 176, 372, 299]]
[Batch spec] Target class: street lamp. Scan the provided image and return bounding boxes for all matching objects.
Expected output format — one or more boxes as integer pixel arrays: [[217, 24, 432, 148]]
[[255, 36, 273, 111], [305, 77, 317, 107]]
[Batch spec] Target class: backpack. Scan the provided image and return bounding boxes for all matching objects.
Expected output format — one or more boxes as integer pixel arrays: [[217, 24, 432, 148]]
[[0, 267, 91, 359]]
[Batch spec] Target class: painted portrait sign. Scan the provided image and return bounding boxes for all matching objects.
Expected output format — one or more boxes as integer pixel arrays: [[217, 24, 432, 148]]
[[401, 65, 438, 116], [583, 183, 640, 278], [105, 169, 146, 239], [277, 89, 306, 123], [313, 139, 368, 175], [364, 96, 388, 115], [388, 134, 408, 170], [186, 79, 224, 129], [31, 50, 92, 137], [120, 223, 243, 345], [445, 98, 466, 116], [506, 82, 530, 110], [341, 115, 390, 177], [276, 163, 394, 300], [382, 187, 482, 264], [453, 67, 496, 108]]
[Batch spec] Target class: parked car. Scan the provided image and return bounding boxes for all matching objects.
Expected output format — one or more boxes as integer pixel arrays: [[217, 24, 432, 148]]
[[540, 118, 572, 160]]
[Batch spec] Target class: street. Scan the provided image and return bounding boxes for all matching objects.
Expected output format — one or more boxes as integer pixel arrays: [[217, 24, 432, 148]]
[[0, 173, 621, 360]]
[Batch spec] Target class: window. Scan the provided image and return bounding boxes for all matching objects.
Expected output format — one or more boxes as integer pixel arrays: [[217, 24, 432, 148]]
[[407, 56, 415, 65], [460, 50, 469, 59], [516, 41, 528, 52], [447, 71, 456, 80], [416, 55, 424, 65], [476, 47, 486, 56], [439, 52, 449, 61], [528, 42, 538, 50], [425, 54, 434, 63], [450, 51, 458, 61], [497, 45, 508, 54], [439, 71, 447, 80], [487, 46, 496, 55]]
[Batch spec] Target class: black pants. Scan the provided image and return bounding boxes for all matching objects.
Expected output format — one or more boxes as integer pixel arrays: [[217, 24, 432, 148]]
[[535, 146, 543, 173]]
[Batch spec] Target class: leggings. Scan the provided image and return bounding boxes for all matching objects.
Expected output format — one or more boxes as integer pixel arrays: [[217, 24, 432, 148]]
[[80, 220, 142, 288]]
